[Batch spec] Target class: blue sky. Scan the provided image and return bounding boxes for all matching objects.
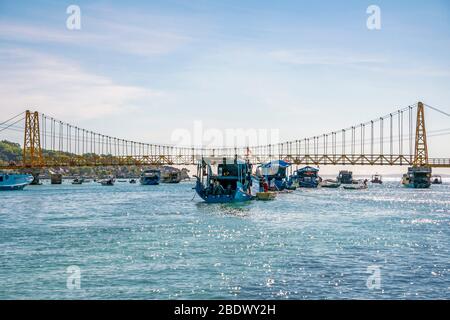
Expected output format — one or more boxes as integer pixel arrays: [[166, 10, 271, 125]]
[[0, 0, 449, 155]]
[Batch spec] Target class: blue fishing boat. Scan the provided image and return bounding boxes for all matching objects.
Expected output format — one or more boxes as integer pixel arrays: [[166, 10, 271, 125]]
[[194, 157, 255, 203], [140, 169, 161, 185], [290, 166, 320, 188], [0, 172, 34, 190], [257, 160, 293, 191]]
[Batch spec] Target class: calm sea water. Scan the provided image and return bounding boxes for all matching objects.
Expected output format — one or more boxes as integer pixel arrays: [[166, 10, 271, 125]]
[[0, 179, 449, 300]]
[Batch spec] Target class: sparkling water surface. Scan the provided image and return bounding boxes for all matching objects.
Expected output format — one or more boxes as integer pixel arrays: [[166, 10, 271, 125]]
[[0, 179, 449, 299]]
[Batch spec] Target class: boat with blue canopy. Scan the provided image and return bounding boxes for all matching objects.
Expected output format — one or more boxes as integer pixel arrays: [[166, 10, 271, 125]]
[[257, 160, 294, 191], [0, 172, 34, 190], [194, 157, 256, 203]]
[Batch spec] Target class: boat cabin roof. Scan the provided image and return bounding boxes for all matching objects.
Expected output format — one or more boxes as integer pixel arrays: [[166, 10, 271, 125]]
[[199, 157, 247, 165]]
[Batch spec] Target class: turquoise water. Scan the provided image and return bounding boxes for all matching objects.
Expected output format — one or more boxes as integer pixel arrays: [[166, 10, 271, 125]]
[[0, 180, 449, 299]]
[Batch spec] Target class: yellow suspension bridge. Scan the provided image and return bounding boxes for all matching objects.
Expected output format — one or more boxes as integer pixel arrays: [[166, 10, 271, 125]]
[[1, 101, 450, 170]]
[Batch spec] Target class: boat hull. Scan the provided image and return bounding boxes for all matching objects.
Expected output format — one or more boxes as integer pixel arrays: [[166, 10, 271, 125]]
[[140, 178, 160, 185], [195, 180, 253, 203], [0, 174, 34, 191]]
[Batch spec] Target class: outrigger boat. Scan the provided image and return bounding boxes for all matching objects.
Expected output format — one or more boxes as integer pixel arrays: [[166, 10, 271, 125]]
[[194, 157, 255, 203], [0, 172, 34, 190], [343, 179, 368, 190], [320, 179, 341, 188], [290, 166, 321, 188], [257, 160, 294, 191]]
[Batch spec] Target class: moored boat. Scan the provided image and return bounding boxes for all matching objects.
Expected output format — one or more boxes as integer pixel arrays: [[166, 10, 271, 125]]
[[371, 174, 383, 184], [402, 166, 431, 188], [140, 169, 161, 185], [337, 170, 353, 184], [320, 179, 341, 188], [161, 170, 182, 183], [0, 172, 34, 190], [431, 175, 442, 185], [99, 177, 115, 186], [129, 179, 137, 184], [256, 191, 277, 200], [343, 179, 368, 190], [257, 160, 293, 191], [290, 166, 320, 188], [71, 177, 84, 185], [194, 157, 255, 203]]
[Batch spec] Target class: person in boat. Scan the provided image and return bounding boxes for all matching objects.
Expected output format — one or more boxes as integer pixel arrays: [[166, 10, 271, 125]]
[[363, 179, 368, 187], [213, 180, 225, 195], [263, 178, 269, 192]]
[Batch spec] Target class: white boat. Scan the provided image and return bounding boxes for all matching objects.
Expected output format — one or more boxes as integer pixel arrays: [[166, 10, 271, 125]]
[[343, 179, 368, 190], [0, 172, 34, 190]]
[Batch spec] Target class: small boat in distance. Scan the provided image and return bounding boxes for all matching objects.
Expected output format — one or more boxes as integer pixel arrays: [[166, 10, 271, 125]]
[[343, 179, 368, 190], [71, 177, 84, 185], [129, 179, 137, 184], [320, 179, 341, 188], [337, 170, 353, 184], [371, 174, 383, 184], [0, 172, 34, 190], [99, 177, 115, 186], [431, 175, 442, 184], [140, 169, 161, 185]]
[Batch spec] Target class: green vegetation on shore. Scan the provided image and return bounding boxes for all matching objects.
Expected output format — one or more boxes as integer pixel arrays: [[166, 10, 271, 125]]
[[0, 140, 190, 179]]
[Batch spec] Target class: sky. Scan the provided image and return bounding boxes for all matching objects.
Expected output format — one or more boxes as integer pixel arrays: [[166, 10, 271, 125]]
[[0, 0, 449, 165]]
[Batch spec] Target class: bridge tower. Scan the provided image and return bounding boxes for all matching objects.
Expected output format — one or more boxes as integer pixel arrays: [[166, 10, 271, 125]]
[[23, 110, 43, 168], [413, 102, 429, 166]]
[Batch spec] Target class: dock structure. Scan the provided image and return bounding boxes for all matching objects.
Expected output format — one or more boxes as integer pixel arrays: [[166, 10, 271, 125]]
[[1, 101, 449, 170]]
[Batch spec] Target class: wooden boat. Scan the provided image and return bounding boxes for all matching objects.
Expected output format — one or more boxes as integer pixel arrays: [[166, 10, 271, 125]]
[[0, 172, 34, 190], [140, 169, 160, 185], [402, 167, 431, 188], [337, 170, 353, 184], [371, 174, 383, 184], [256, 191, 277, 200], [290, 166, 320, 188], [431, 175, 442, 185], [99, 177, 115, 186], [71, 178, 83, 185], [257, 160, 292, 191], [194, 157, 255, 203], [320, 179, 341, 188], [343, 180, 368, 190]]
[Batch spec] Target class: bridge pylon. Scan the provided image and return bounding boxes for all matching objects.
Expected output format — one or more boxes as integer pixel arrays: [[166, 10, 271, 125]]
[[413, 102, 429, 167], [23, 110, 43, 168]]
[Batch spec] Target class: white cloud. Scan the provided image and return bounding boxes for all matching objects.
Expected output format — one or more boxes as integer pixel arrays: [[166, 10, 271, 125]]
[[0, 18, 191, 57], [0, 48, 165, 120]]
